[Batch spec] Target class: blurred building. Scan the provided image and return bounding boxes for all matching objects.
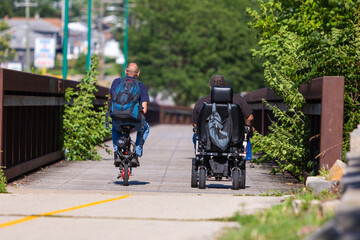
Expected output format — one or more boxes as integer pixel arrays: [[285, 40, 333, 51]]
[[4, 15, 62, 69], [67, 21, 105, 60], [3, 13, 123, 70]]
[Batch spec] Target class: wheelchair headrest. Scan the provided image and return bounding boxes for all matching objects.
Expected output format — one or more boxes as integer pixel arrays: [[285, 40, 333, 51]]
[[211, 86, 233, 103]]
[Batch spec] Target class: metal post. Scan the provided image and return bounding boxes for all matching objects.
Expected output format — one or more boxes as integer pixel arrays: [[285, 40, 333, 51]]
[[99, 0, 105, 80], [0, 69, 4, 167], [14, 0, 37, 72], [25, 0, 30, 72], [319, 76, 345, 169], [122, 0, 128, 76], [62, 0, 69, 79], [86, 0, 92, 71]]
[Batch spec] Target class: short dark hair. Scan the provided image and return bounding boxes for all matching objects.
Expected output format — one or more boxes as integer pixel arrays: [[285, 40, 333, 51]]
[[209, 75, 226, 87]]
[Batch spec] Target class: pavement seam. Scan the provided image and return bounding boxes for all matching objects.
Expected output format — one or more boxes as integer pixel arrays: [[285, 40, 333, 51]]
[[59, 161, 99, 187], [157, 131, 184, 192], [247, 169, 264, 193], [0, 214, 238, 223]]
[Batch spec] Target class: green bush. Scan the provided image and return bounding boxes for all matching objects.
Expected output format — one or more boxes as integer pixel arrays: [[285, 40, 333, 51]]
[[63, 55, 111, 161], [0, 167, 7, 193], [248, 0, 360, 177]]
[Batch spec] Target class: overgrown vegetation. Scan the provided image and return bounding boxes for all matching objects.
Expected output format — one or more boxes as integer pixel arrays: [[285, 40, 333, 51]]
[[222, 188, 339, 240], [0, 167, 7, 193], [259, 190, 286, 197], [63, 55, 111, 161], [318, 166, 331, 181], [249, 0, 360, 179]]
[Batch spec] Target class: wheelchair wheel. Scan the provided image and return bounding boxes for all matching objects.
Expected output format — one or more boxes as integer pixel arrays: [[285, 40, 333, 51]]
[[232, 169, 240, 190], [123, 164, 129, 186], [240, 168, 246, 189], [191, 160, 198, 188], [199, 167, 206, 189]]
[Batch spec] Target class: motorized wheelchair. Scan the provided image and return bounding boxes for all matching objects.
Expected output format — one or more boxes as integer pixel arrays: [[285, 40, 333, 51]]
[[114, 125, 138, 186], [192, 86, 250, 190]]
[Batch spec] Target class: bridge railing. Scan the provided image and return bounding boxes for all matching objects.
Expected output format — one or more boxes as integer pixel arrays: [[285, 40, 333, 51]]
[[0, 68, 108, 180], [243, 76, 345, 169], [0, 68, 192, 180]]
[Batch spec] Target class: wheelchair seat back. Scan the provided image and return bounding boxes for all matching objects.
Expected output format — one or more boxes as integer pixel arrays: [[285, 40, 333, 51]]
[[196, 86, 245, 151]]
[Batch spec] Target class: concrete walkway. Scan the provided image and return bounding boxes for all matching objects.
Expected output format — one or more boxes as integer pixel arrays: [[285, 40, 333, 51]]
[[0, 124, 302, 240]]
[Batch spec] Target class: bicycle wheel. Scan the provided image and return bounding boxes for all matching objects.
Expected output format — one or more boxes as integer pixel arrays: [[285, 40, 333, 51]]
[[123, 164, 129, 186]]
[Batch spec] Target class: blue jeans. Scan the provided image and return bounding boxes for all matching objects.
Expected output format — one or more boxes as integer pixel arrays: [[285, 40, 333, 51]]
[[246, 139, 252, 160], [112, 119, 150, 157]]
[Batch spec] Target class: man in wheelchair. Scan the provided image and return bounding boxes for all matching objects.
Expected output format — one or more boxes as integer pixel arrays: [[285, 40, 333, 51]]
[[192, 75, 254, 190]]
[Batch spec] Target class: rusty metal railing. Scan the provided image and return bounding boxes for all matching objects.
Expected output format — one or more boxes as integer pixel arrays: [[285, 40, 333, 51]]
[[0, 69, 192, 180], [0, 68, 108, 180], [243, 76, 345, 169], [0, 70, 344, 178]]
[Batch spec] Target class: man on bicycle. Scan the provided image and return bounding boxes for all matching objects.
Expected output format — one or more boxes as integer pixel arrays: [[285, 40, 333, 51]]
[[108, 63, 150, 167]]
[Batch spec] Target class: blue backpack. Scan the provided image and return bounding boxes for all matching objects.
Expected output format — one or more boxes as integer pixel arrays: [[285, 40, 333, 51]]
[[110, 77, 142, 122]]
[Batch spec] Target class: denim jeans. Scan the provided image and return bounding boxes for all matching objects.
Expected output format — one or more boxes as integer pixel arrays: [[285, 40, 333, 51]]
[[246, 139, 252, 160], [112, 119, 150, 157]]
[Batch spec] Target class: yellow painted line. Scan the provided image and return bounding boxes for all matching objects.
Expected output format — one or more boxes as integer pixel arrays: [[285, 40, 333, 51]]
[[0, 194, 131, 229]]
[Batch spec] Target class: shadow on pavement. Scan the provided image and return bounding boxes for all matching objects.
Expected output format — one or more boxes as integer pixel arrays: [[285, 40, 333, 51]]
[[113, 181, 150, 186], [206, 184, 250, 189]]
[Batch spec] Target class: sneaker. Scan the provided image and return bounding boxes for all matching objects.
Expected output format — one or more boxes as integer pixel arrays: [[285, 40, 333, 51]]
[[131, 154, 140, 167], [114, 153, 121, 167]]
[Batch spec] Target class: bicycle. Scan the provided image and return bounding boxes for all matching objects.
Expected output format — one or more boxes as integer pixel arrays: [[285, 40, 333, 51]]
[[114, 125, 138, 186]]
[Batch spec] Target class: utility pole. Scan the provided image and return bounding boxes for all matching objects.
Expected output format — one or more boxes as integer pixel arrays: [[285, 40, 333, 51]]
[[122, 0, 128, 77], [99, 0, 105, 80], [14, 0, 37, 72], [25, 0, 30, 72], [86, 0, 92, 72], [62, 0, 69, 79]]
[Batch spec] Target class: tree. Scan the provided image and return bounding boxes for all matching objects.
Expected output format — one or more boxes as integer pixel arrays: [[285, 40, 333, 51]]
[[248, 0, 360, 176], [126, 0, 264, 106], [0, 0, 14, 18], [63, 55, 111, 161], [36, 0, 61, 18], [0, 0, 62, 18], [0, 21, 16, 63]]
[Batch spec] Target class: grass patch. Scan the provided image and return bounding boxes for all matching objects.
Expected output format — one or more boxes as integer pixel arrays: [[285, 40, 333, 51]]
[[221, 188, 338, 240], [259, 190, 286, 196], [0, 167, 7, 193], [318, 166, 331, 181]]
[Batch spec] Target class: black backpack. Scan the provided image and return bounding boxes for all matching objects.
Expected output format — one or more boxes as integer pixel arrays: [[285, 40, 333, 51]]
[[110, 77, 142, 122]]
